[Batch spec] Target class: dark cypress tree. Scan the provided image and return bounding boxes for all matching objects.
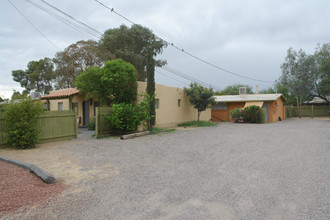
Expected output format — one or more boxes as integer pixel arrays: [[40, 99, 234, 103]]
[[146, 51, 155, 129]]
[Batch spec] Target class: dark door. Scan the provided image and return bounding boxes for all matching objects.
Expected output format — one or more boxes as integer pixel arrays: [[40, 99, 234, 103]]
[[83, 101, 90, 126]]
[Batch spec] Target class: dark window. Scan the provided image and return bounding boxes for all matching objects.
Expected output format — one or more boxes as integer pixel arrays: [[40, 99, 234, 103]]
[[212, 102, 227, 110]]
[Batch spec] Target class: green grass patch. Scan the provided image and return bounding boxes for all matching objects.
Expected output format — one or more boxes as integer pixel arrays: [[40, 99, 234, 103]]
[[178, 121, 216, 127], [150, 127, 176, 135]]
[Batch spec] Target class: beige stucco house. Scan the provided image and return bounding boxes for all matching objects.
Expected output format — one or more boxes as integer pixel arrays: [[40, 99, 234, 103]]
[[41, 82, 211, 128]]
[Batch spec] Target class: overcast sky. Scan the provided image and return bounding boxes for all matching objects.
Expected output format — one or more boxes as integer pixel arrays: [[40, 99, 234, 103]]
[[1, 0, 329, 99]]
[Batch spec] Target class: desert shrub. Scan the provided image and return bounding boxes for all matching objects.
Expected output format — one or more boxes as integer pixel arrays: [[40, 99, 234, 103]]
[[87, 117, 95, 130], [3, 97, 44, 149], [243, 105, 262, 123], [230, 108, 244, 123]]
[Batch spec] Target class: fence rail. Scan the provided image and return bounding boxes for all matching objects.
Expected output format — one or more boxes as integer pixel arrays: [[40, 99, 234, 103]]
[[0, 110, 77, 146], [286, 105, 330, 118]]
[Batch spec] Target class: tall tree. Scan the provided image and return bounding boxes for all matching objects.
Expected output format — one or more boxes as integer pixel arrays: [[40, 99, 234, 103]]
[[53, 40, 113, 88], [146, 50, 156, 128], [12, 57, 55, 95], [75, 59, 137, 105], [214, 84, 253, 95], [100, 24, 167, 81], [184, 83, 214, 121], [280, 48, 315, 116], [313, 43, 330, 103]]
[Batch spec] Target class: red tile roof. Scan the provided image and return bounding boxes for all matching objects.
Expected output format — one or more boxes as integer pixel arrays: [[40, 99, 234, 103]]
[[41, 88, 80, 99]]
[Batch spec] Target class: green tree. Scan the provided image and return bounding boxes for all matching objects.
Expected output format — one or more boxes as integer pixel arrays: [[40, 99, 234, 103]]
[[280, 48, 315, 113], [259, 87, 276, 94], [100, 24, 167, 81], [214, 84, 253, 95], [313, 43, 330, 103], [12, 57, 55, 94], [184, 83, 214, 121], [75, 59, 137, 105], [53, 40, 113, 88], [3, 97, 44, 149]]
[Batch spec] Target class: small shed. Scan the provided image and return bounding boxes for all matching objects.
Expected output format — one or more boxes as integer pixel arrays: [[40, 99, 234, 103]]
[[211, 94, 286, 122]]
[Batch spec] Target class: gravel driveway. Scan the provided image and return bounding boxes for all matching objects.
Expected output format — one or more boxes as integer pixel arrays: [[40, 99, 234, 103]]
[[1, 118, 329, 219]]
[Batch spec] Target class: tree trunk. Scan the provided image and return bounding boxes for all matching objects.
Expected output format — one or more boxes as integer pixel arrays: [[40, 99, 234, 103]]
[[198, 111, 201, 122]]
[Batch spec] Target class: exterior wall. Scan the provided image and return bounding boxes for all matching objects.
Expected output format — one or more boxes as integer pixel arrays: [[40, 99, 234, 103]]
[[49, 99, 70, 111], [49, 95, 98, 126], [268, 98, 285, 122], [137, 82, 211, 128], [211, 98, 285, 123], [212, 102, 246, 122]]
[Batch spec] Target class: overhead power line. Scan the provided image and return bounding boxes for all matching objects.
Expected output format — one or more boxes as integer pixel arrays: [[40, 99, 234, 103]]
[[7, 0, 60, 51], [155, 70, 190, 86], [25, 0, 102, 39], [94, 0, 274, 83]]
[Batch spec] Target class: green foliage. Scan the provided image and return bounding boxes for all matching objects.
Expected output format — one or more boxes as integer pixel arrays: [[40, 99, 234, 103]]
[[146, 51, 156, 128], [104, 93, 154, 132], [100, 24, 167, 81], [75, 59, 137, 105], [87, 117, 95, 130], [230, 105, 263, 123], [178, 121, 216, 127], [53, 40, 113, 88], [214, 84, 253, 95], [229, 108, 244, 123], [313, 43, 330, 102], [184, 83, 214, 121], [12, 57, 55, 95], [104, 103, 140, 131], [243, 105, 262, 123], [3, 97, 44, 149]]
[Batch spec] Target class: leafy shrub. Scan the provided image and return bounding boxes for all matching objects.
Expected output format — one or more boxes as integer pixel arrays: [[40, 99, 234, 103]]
[[230, 105, 263, 123], [243, 105, 262, 123], [104, 103, 141, 131], [230, 108, 244, 123], [87, 117, 96, 130], [3, 97, 44, 149], [104, 93, 155, 132]]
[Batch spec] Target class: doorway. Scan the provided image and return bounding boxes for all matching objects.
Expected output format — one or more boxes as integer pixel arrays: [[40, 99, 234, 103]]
[[83, 101, 90, 126]]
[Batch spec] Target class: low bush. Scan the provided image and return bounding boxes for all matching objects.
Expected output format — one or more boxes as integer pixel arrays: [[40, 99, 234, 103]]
[[243, 105, 262, 123], [104, 103, 141, 131], [3, 97, 44, 149], [230, 108, 244, 123], [230, 105, 263, 123]]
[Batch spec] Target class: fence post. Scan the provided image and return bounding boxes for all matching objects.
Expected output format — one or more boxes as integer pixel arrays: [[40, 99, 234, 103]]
[[311, 105, 314, 119], [75, 109, 78, 138], [95, 107, 99, 137]]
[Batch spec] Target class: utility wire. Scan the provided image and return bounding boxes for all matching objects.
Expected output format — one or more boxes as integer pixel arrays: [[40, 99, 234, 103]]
[[17, 0, 225, 89], [7, 0, 61, 51], [160, 66, 221, 90], [155, 70, 190, 86], [94, 0, 274, 83], [26, 0, 102, 39], [38, 0, 103, 36]]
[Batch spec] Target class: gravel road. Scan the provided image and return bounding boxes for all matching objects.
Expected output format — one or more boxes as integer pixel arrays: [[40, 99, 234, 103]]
[[1, 118, 329, 219]]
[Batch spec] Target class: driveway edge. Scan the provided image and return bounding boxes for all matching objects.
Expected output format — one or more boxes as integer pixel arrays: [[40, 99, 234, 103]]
[[0, 156, 56, 184]]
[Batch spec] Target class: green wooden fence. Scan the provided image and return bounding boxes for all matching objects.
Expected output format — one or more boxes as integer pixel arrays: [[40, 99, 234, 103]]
[[95, 107, 113, 137], [286, 105, 330, 118], [0, 110, 77, 145]]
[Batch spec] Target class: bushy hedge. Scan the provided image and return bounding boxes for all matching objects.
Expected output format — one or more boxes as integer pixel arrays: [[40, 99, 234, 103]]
[[3, 97, 44, 149], [104, 93, 154, 132], [230, 105, 263, 123]]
